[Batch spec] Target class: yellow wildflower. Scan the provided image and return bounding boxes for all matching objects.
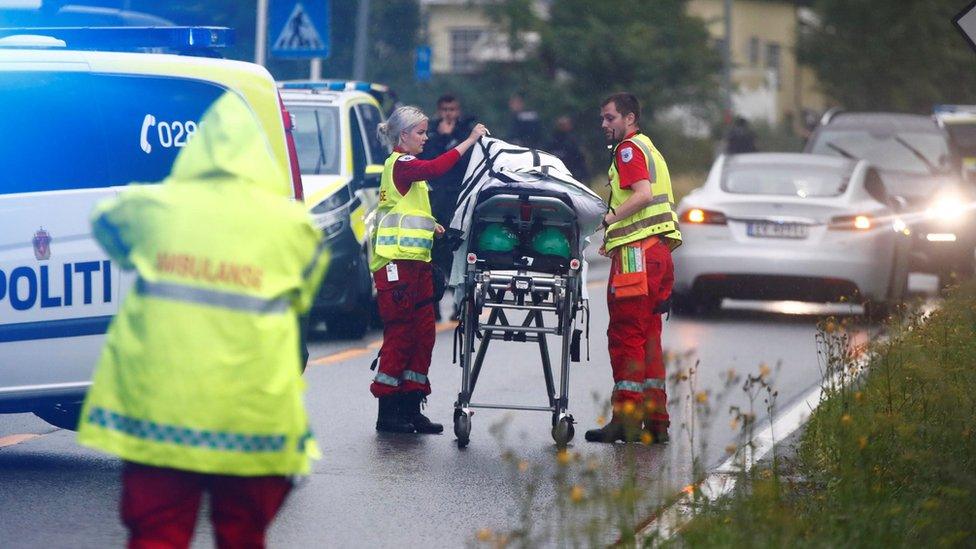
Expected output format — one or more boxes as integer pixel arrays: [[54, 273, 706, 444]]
[[556, 450, 571, 466], [695, 391, 708, 404], [758, 363, 771, 378], [841, 414, 852, 425], [595, 415, 606, 426], [858, 436, 868, 449], [621, 401, 636, 416], [855, 391, 864, 402], [518, 460, 529, 473], [569, 485, 586, 503], [476, 528, 493, 542], [640, 432, 653, 445]]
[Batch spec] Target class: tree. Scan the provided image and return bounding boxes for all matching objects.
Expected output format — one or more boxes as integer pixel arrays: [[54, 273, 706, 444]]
[[471, 0, 722, 172], [800, 0, 976, 112]]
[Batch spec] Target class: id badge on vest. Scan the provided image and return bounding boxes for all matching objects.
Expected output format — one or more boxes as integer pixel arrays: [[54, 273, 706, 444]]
[[610, 242, 649, 298], [386, 262, 399, 282]]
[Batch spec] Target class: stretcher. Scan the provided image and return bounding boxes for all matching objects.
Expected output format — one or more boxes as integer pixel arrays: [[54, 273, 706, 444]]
[[446, 138, 607, 448]]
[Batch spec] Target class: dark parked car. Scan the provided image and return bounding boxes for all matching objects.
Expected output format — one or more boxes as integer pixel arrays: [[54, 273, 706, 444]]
[[805, 111, 975, 286]]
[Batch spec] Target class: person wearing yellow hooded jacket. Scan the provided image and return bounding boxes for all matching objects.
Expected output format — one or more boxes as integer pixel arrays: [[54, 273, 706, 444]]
[[76, 91, 329, 548]]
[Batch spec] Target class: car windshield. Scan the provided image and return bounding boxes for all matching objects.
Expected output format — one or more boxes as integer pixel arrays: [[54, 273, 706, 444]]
[[290, 106, 341, 175], [809, 129, 951, 175], [722, 164, 850, 197], [944, 122, 976, 156]]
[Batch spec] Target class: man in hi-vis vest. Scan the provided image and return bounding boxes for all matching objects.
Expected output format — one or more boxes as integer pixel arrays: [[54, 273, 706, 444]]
[[585, 93, 682, 444], [78, 92, 329, 547]]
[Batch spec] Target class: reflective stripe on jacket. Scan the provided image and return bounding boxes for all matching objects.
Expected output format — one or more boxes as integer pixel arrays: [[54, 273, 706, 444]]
[[605, 133, 682, 252], [77, 92, 328, 477], [370, 152, 436, 271]]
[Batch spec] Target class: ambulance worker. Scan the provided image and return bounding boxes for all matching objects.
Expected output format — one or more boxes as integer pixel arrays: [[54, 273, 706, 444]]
[[371, 106, 487, 434]]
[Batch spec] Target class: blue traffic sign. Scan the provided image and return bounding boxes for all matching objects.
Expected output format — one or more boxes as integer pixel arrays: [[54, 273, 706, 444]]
[[270, 0, 330, 59], [415, 45, 431, 82]]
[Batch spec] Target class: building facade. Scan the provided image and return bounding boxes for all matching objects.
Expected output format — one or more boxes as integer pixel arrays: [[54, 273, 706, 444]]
[[420, 0, 826, 132]]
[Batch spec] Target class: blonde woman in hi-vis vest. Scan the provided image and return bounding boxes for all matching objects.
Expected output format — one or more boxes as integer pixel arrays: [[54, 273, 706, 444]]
[[371, 106, 488, 434]]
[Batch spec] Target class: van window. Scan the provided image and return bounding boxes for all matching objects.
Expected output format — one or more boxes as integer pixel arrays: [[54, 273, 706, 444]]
[[356, 103, 388, 163], [0, 71, 227, 194], [290, 106, 341, 175], [349, 106, 368, 180]]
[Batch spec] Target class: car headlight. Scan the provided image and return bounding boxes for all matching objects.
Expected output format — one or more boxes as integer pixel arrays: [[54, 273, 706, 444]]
[[311, 186, 351, 214], [925, 194, 967, 222]]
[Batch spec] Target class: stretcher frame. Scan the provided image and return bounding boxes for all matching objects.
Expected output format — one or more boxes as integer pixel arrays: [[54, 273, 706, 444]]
[[452, 187, 586, 449]]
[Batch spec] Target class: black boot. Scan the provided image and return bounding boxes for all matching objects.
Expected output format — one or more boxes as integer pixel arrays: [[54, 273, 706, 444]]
[[376, 396, 415, 433], [584, 417, 642, 443], [401, 392, 443, 434], [644, 420, 670, 444]]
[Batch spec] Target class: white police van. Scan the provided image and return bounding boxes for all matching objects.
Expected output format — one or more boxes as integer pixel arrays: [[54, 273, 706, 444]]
[[279, 81, 391, 338], [0, 27, 304, 429]]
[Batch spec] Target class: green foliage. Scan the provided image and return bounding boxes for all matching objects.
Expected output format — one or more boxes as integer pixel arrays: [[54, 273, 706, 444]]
[[800, 0, 976, 112], [674, 283, 976, 547], [481, 0, 722, 166]]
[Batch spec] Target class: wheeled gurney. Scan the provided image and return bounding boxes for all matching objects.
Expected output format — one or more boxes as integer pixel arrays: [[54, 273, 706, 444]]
[[447, 138, 607, 448]]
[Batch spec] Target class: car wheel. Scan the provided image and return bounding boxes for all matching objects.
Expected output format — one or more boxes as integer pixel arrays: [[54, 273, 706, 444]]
[[34, 402, 83, 430], [672, 292, 721, 316], [671, 292, 696, 316], [862, 300, 890, 323], [326, 306, 370, 339]]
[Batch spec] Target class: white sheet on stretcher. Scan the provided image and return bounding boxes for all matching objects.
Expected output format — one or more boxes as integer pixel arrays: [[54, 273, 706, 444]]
[[447, 137, 609, 299]]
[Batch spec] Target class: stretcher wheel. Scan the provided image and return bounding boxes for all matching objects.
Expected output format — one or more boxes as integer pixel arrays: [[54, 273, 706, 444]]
[[454, 410, 471, 449], [551, 416, 575, 448]]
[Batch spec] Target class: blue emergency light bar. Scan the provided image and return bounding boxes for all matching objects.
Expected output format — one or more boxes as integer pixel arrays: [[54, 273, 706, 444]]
[[934, 104, 976, 114], [0, 26, 234, 55], [281, 80, 390, 94]]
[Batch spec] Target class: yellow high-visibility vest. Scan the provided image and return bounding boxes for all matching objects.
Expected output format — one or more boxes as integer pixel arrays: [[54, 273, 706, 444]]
[[369, 152, 437, 272], [605, 133, 682, 252], [77, 92, 328, 476]]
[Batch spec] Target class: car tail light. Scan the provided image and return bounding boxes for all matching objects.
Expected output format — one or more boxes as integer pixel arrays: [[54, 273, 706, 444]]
[[830, 214, 872, 230], [278, 91, 304, 202], [682, 208, 727, 225]]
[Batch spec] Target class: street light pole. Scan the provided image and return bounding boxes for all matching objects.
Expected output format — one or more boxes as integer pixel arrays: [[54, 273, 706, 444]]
[[255, 0, 267, 66], [723, 0, 733, 121], [352, 0, 370, 80]]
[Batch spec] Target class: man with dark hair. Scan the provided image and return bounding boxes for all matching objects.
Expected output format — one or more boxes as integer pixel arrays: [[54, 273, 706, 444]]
[[419, 93, 477, 319], [507, 92, 543, 148], [547, 115, 590, 182], [585, 92, 682, 444]]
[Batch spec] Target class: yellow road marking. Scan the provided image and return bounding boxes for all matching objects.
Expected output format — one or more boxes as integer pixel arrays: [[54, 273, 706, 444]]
[[0, 433, 42, 449], [308, 321, 458, 367]]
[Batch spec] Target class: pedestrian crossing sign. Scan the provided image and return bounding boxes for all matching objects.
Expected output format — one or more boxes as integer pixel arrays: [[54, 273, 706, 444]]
[[270, 0, 330, 59]]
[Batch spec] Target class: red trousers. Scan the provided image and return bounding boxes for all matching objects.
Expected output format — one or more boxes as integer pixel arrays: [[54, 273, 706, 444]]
[[607, 238, 674, 427], [370, 260, 436, 397], [120, 462, 292, 549]]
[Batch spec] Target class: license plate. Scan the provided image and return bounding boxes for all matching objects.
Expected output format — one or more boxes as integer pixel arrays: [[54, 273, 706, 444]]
[[746, 221, 809, 239]]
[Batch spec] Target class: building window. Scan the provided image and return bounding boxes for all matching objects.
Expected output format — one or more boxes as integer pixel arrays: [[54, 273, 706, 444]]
[[749, 36, 760, 67], [450, 28, 485, 73], [766, 42, 781, 89]]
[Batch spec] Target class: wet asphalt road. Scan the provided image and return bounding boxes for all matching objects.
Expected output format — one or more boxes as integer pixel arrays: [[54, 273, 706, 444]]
[[0, 254, 906, 548]]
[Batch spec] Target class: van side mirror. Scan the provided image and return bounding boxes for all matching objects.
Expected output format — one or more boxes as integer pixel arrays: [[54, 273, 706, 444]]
[[350, 172, 381, 193], [888, 194, 909, 213]]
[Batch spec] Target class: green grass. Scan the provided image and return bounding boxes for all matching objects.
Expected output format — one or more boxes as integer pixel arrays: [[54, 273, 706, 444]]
[[673, 283, 976, 547]]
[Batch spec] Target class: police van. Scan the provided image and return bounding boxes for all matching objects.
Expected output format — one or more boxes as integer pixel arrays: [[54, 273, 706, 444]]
[[0, 27, 305, 429], [279, 81, 390, 338]]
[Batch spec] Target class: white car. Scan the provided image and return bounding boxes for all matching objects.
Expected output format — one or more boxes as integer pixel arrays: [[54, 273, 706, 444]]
[[672, 153, 911, 316]]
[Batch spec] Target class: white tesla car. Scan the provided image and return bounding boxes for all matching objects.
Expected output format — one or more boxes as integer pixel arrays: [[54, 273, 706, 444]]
[[672, 153, 911, 316]]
